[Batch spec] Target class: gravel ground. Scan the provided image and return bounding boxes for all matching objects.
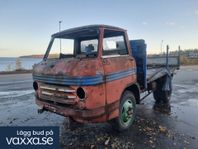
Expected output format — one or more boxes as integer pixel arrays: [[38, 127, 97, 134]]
[[0, 66, 198, 148]]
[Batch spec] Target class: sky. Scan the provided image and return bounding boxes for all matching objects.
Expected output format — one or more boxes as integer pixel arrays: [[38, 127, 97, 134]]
[[0, 0, 198, 57]]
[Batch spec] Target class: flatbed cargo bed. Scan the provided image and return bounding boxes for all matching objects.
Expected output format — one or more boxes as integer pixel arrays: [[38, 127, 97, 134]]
[[146, 55, 179, 83], [146, 67, 176, 83]]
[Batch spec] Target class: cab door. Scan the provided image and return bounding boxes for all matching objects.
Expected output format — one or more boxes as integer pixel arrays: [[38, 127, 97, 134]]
[[101, 30, 136, 113]]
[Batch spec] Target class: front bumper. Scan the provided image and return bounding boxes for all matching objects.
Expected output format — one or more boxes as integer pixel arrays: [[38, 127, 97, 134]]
[[36, 98, 119, 123]]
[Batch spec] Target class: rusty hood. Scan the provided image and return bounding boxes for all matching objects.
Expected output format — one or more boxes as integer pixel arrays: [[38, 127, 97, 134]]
[[32, 58, 104, 86]]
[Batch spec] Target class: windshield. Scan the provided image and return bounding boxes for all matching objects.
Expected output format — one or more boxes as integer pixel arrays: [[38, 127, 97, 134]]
[[46, 38, 74, 59], [45, 29, 99, 59]]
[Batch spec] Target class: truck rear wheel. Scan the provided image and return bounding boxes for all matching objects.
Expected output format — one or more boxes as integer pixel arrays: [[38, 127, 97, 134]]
[[110, 91, 136, 132], [153, 77, 172, 104]]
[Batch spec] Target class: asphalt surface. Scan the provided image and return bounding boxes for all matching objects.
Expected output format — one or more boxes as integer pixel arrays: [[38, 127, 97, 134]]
[[0, 66, 198, 149]]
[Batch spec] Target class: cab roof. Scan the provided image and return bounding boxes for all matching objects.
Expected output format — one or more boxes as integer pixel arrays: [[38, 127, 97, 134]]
[[52, 24, 126, 38]]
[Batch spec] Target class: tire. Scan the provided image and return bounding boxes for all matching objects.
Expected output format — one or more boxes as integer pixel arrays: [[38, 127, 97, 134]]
[[153, 76, 172, 104], [110, 91, 136, 132]]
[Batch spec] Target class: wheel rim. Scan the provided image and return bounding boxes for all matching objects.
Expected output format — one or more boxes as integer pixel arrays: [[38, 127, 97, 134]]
[[121, 99, 134, 126]]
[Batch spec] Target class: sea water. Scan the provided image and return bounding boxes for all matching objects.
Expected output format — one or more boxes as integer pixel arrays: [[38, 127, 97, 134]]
[[0, 57, 42, 71]]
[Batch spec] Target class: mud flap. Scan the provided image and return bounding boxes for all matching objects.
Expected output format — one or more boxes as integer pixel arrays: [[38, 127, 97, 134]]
[[162, 70, 172, 92]]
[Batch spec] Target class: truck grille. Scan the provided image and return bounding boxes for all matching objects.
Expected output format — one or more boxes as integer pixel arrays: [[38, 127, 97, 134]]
[[39, 83, 76, 105]]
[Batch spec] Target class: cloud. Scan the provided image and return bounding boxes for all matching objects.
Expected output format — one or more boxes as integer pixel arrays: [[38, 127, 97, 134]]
[[142, 22, 148, 25], [179, 25, 185, 29], [166, 21, 176, 26], [194, 10, 198, 15]]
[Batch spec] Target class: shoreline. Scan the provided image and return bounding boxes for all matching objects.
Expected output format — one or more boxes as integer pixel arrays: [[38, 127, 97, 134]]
[[0, 69, 32, 75]]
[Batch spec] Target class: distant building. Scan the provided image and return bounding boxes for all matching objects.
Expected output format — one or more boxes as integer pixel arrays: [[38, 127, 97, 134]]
[[181, 50, 198, 58]]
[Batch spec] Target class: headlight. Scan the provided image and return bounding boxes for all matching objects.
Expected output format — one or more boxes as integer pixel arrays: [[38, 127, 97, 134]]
[[76, 87, 85, 100], [33, 81, 38, 91]]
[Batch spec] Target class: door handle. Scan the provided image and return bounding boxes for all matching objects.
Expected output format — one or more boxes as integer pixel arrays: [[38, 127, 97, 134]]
[[129, 58, 134, 61], [102, 59, 110, 65]]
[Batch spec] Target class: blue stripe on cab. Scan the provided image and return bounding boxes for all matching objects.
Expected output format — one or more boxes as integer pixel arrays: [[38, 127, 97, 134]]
[[33, 68, 136, 86], [106, 68, 136, 82], [33, 75, 103, 86]]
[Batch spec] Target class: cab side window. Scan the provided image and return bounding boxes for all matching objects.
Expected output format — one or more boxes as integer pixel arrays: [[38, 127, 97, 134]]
[[103, 30, 128, 56]]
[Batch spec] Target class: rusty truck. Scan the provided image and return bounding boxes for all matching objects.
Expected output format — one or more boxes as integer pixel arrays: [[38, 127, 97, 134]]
[[33, 25, 179, 131]]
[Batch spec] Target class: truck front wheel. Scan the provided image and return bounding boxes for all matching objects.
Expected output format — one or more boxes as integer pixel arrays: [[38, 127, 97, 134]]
[[109, 91, 136, 132]]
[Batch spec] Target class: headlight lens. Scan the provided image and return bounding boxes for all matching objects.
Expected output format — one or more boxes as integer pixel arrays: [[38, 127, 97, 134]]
[[76, 87, 85, 100], [33, 81, 38, 91]]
